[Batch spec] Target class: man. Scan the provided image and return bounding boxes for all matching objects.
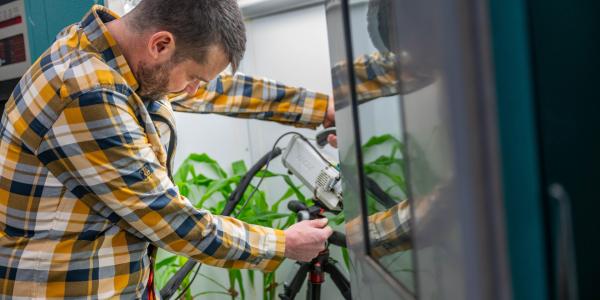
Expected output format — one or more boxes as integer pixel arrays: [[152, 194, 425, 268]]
[[0, 0, 334, 298]]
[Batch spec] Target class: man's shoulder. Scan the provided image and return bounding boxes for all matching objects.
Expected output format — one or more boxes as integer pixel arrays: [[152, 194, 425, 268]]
[[60, 54, 132, 98], [4, 33, 135, 152], [31, 29, 133, 99]]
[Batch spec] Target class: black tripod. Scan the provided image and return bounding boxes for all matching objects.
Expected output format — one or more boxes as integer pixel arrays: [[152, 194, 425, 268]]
[[279, 201, 351, 300]]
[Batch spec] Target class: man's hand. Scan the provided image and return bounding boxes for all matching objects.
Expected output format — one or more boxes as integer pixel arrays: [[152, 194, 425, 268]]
[[327, 134, 338, 148], [323, 96, 336, 128], [284, 218, 333, 262], [323, 96, 338, 148]]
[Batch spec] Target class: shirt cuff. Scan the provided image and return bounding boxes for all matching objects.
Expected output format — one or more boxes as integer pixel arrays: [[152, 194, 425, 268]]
[[295, 91, 329, 129], [259, 228, 286, 272]]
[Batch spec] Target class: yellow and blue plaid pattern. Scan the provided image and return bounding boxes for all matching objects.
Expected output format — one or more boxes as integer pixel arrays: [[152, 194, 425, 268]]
[[367, 201, 412, 258], [0, 5, 327, 299]]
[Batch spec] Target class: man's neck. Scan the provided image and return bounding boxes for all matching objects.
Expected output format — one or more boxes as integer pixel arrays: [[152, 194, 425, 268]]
[[106, 18, 140, 74]]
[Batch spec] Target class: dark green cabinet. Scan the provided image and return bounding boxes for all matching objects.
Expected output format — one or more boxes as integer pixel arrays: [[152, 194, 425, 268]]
[[24, 0, 103, 61]]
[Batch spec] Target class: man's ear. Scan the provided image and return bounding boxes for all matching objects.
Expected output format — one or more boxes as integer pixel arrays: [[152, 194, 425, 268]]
[[147, 31, 176, 62]]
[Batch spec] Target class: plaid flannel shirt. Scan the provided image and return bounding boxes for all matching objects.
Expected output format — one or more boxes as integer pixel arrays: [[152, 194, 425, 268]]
[[0, 5, 327, 299]]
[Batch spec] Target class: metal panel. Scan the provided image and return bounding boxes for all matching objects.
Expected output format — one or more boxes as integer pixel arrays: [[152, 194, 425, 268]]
[[25, 0, 103, 62], [527, 0, 600, 298], [0, 0, 30, 81], [488, 0, 549, 299]]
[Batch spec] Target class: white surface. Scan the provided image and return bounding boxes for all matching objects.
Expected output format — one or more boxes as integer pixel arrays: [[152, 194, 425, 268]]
[[173, 3, 337, 178], [104, 0, 140, 16], [174, 5, 345, 300]]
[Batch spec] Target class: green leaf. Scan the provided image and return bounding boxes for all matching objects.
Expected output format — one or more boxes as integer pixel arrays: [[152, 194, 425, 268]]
[[233, 269, 245, 300], [178, 183, 190, 197], [173, 162, 193, 184], [277, 214, 297, 230], [187, 153, 228, 178], [192, 173, 214, 186], [228, 271, 235, 298], [364, 165, 407, 192], [155, 256, 178, 271], [255, 169, 280, 178], [341, 248, 351, 271], [272, 187, 296, 213], [328, 212, 346, 225], [232, 160, 248, 176], [247, 270, 255, 288], [201, 178, 236, 201], [362, 134, 402, 151], [252, 190, 269, 213], [369, 155, 404, 168], [281, 176, 306, 202], [243, 212, 290, 224]]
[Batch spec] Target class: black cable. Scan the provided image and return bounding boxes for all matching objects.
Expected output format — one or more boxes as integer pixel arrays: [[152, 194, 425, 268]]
[[172, 264, 201, 300], [225, 147, 283, 216], [234, 131, 320, 217], [163, 131, 319, 298], [364, 176, 398, 208]]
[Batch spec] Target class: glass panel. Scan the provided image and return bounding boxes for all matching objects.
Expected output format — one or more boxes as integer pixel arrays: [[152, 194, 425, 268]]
[[344, 0, 419, 292], [346, 0, 474, 297], [337, 0, 502, 298]]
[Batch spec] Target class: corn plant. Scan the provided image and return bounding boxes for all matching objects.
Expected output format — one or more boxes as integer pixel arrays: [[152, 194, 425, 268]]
[[155, 153, 311, 300], [155, 133, 408, 299]]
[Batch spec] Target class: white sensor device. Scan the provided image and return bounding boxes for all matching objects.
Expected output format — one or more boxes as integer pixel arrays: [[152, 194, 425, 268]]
[[282, 135, 342, 211]]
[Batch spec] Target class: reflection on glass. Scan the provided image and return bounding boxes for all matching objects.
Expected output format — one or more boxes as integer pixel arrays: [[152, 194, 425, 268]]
[[339, 0, 448, 293]]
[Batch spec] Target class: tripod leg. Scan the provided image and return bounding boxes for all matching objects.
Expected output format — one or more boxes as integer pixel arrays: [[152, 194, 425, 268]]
[[307, 281, 321, 300], [323, 262, 352, 300], [279, 263, 310, 300]]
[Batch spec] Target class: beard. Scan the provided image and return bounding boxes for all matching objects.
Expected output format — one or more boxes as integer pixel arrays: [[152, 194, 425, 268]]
[[135, 60, 174, 101]]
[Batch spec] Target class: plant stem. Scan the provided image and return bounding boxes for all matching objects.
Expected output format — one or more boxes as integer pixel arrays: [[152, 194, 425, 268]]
[[197, 273, 230, 291], [190, 291, 232, 298]]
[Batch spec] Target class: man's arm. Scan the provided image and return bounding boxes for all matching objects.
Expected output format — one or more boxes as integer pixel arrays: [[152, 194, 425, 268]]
[[330, 51, 402, 104], [169, 73, 330, 129], [35, 89, 326, 270]]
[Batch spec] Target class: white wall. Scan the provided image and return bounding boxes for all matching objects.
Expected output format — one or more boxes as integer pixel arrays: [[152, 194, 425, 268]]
[[173, 4, 336, 170], [175, 4, 346, 300]]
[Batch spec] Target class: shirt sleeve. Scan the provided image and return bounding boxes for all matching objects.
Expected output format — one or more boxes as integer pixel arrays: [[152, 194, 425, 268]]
[[169, 73, 329, 129], [331, 51, 403, 104], [367, 201, 413, 258], [35, 89, 285, 271]]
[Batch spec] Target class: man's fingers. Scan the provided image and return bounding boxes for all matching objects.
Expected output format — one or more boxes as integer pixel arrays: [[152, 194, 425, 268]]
[[308, 218, 328, 228], [324, 95, 336, 128], [327, 134, 338, 148], [322, 226, 334, 239]]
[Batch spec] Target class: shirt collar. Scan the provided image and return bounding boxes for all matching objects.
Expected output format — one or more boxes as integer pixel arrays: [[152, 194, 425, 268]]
[[79, 5, 139, 91]]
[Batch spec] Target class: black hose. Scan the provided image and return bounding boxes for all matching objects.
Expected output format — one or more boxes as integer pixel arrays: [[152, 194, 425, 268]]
[[160, 148, 282, 299], [224, 148, 282, 215], [364, 176, 398, 208]]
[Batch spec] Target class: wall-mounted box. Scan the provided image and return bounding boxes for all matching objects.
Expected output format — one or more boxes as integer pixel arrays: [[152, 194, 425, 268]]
[[0, 0, 30, 81], [0, 0, 102, 100]]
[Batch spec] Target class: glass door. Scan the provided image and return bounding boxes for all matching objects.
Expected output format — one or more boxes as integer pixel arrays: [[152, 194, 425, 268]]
[[326, 0, 511, 299]]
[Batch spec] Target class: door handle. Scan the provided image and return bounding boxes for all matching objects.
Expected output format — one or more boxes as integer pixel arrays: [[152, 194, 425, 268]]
[[548, 183, 579, 300]]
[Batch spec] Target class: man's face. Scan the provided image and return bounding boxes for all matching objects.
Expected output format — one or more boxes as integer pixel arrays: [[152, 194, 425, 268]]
[[136, 46, 230, 101]]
